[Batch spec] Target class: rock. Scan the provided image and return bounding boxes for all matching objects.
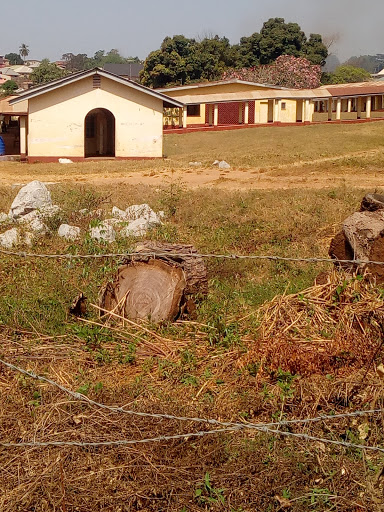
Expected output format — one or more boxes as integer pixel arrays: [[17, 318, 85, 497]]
[[120, 218, 150, 237], [102, 218, 122, 227], [111, 206, 128, 220], [189, 161, 202, 167], [328, 231, 355, 268], [58, 158, 73, 164], [0, 228, 19, 248], [343, 210, 384, 264], [89, 222, 116, 243], [218, 160, 231, 169], [58, 224, 81, 241], [27, 216, 49, 234], [212, 160, 220, 166], [125, 204, 161, 225], [9, 180, 52, 219]]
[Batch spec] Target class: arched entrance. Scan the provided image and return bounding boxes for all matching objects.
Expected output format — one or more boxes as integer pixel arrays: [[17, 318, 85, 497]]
[[84, 108, 115, 158]]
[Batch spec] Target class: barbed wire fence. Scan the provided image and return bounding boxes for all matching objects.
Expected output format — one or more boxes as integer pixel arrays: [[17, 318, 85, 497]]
[[1, 247, 383, 453], [1, 358, 384, 453]]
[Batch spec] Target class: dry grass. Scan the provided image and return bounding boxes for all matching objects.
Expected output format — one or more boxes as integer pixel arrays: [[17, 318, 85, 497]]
[[1, 134, 384, 509]]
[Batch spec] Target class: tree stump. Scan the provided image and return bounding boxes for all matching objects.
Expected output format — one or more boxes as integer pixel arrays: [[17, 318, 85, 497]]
[[99, 242, 207, 323]]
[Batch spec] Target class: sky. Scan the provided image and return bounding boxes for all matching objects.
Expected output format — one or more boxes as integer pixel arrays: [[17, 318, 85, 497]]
[[1, 0, 383, 63]]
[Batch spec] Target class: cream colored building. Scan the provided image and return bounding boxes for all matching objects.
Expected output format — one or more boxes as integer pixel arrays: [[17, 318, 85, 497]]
[[8, 68, 183, 162], [159, 79, 384, 128]]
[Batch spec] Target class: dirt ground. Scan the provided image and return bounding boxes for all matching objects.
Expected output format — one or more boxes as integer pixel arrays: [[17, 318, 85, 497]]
[[1, 148, 384, 190]]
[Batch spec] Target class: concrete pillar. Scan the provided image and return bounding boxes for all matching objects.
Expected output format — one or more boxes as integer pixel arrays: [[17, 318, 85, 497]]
[[304, 99, 310, 122], [244, 101, 249, 124], [238, 103, 243, 124], [366, 96, 371, 118], [336, 98, 342, 120], [302, 100, 306, 122], [20, 116, 27, 158], [182, 106, 188, 128], [213, 103, 219, 126], [328, 98, 333, 121], [274, 99, 280, 122], [347, 99, 352, 113]]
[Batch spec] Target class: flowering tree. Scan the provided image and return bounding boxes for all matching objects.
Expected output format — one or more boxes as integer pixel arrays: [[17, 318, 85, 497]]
[[222, 55, 322, 89]]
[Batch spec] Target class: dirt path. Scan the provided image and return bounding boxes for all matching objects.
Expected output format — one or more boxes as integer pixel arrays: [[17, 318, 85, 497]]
[[0, 148, 383, 190]]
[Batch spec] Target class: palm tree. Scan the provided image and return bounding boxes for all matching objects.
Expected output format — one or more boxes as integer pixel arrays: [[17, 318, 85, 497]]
[[19, 44, 30, 64]]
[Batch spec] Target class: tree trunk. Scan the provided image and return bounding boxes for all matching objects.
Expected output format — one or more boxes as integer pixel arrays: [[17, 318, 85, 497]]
[[99, 242, 207, 323]]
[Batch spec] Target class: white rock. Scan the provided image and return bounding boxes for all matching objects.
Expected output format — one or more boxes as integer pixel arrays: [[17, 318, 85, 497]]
[[0, 228, 19, 248], [78, 208, 89, 216], [112, 206, 129, 220], [58, 224, 81, 241], [218, 160, 231, 169], [9, 180, 52, 219], [59, 158, 73, 164], [120, 218, 150, 237], [212, 160, 220, 166], [23, 232, 34, 246], [189, 161, 202, 167], [89, 222, 116, 243], [27, 217, 48, 234], [125, 204, 161, 225]]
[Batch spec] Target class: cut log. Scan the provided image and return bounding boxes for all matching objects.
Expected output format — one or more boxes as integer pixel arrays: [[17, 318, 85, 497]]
[[99, 242, 207, 323]]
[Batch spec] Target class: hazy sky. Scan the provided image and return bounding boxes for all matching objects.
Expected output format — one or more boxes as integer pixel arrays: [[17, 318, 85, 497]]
[[2, 0, 383, 62]]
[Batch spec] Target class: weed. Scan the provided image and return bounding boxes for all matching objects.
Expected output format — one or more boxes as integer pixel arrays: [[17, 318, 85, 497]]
[[194, 472, 225, 506]]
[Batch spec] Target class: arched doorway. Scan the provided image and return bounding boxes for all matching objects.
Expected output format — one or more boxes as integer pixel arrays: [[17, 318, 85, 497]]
[[84, 108, 115, 158]]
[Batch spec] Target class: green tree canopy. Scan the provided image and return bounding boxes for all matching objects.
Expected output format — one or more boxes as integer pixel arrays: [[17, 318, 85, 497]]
[[5, 53, 23, 65], [30, 59, 66, 85], [141, 18, 328, 88], [0, 80, 18, 95], [330, 65, 372, 84]]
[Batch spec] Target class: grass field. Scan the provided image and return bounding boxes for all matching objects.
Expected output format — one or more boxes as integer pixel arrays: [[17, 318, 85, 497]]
[[1, 124, 384, 511]]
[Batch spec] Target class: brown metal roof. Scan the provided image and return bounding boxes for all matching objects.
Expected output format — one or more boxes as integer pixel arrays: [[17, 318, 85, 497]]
[[322, 81, 384, 97]]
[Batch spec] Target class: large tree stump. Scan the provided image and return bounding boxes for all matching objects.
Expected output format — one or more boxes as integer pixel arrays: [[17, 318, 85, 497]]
[[99, 242, 207, 323]]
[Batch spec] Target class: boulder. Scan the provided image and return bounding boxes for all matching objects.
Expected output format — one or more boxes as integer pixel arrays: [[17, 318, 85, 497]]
[[218, 160, 231, 169], [89, 222, 116, 243], [58, 224, 81, 241], [0, 228, 19, 249], [120, 218, 150, 237], [111, 206, 128, 220], [125, 204, 162, 225], [9, 181, 52, 219]]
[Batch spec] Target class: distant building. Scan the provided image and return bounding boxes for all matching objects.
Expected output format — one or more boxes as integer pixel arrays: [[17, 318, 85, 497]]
[[103, 63, 144, 82]]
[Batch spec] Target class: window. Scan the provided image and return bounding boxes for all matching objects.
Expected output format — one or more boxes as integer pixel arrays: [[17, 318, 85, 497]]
[[281, 102, 286, 110], [187, 105, 201, 117]]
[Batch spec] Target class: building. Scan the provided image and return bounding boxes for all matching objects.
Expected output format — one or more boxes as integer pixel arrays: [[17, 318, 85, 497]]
[[158, 79, 384, 128], [103, 63, 144, 82], [6, 67, 183, 162]]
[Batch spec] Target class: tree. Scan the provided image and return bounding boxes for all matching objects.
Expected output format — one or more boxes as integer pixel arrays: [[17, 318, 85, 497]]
[[239, 18, 327, 66], [223, 55, 322, 89], [30, 59, 66, 85], [5, 53, 23, 65], [62, 53, 92, 71], [19, 43, 29, 63], [330, 65, 371, 84], [0, 80, 18, 95]]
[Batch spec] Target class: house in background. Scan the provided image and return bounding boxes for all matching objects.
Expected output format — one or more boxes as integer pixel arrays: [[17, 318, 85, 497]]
[[0, 56, 10, 68], [6, 67, 183, 162], [159, 79, 384, 128], [103, 63, 144, 82]]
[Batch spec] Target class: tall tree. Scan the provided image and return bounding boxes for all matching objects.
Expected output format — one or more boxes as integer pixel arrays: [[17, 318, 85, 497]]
[[329, 65, 372, 84], [19, 43, 29, 63]]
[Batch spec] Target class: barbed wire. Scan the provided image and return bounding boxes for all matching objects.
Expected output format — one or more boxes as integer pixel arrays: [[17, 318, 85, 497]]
[[0, 247, 383, 266], [1, 358, 383, 434]]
